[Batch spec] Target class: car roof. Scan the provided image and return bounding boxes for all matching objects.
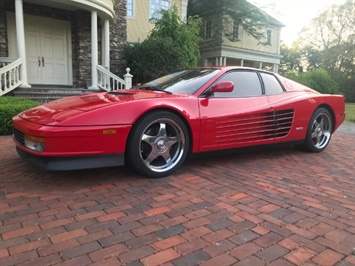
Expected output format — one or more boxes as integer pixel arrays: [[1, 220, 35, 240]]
[[200, 66, 276, 75]]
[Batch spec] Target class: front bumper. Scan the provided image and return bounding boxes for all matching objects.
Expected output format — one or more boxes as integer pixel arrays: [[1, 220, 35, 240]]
[[16, 146, 125, 171]]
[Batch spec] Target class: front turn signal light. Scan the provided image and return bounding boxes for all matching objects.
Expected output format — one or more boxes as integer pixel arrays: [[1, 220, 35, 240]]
[[24, 134, 45, 152]]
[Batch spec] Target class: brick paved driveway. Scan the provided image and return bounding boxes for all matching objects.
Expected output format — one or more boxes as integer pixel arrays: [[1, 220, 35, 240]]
[[1, 131, 354, 266]]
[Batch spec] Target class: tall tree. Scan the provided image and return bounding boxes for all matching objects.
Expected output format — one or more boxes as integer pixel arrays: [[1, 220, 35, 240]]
[[279, 43, 303, 74], [296, 0, 355, 101]]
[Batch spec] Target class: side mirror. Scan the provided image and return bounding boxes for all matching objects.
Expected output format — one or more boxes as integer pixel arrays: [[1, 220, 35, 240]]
[[210, 81, 234, 94]]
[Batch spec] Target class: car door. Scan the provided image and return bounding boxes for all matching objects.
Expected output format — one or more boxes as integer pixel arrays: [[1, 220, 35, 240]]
[[198, 70, 274, 152], [261, 72, 301, 141]]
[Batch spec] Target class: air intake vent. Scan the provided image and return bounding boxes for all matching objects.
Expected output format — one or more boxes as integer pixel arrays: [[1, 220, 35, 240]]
[[13, 128, 25, 145], [274, 109, 294, 138]]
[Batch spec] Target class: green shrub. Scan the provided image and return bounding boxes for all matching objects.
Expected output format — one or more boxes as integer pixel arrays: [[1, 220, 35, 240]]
[[0, 96, 39, 135], [284, 69, 340, 94], [123, 6, 202, 84]]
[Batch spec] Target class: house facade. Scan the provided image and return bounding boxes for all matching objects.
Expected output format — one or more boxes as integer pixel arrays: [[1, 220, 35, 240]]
[[190, 0, 284, 72], [0, 0, 128, 97], [200, 20, 283, 72]]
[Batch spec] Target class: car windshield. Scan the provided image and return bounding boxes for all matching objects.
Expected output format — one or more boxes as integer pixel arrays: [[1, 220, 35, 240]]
[[138, 68, 221, 94]]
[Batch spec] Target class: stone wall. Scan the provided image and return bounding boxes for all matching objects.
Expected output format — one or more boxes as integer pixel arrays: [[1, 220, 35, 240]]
[[71, 10, 92, 88], [111, 0, 128, 76], [0, 0, 127, 88]]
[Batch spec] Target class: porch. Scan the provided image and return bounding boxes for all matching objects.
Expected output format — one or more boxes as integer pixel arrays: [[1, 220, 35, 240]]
[[0, 56, 133, 101], [0, 0, 130, 100]]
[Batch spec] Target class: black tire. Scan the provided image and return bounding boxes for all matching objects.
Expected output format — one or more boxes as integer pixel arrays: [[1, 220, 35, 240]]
[[126, 111, 190, 178], [300, 107, 333, 153]]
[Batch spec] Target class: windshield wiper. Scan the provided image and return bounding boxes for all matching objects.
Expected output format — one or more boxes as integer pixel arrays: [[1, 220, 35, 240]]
[[139, 86, 172, 94]]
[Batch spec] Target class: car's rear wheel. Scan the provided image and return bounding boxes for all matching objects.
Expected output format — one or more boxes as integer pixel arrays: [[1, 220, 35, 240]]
[[301, 107, 333, 153], [126, 111, 189, 178]]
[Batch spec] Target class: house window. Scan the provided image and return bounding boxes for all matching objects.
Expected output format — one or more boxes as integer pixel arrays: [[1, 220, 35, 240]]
[[126, 0, 134, 17], [150, 0, 170, 19], [266, 29, 272, 45], [233, 20, 239, 40], [205, 21, 212, 39]]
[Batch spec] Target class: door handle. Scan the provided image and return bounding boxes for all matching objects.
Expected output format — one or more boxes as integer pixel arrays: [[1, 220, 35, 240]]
[[38, 57, 41, 67], [42, 57, 44, 67]]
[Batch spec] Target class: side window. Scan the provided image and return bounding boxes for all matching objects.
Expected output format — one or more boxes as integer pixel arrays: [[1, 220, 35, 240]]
[[213, 71, 262, 98], [261, 73, 284, 95]]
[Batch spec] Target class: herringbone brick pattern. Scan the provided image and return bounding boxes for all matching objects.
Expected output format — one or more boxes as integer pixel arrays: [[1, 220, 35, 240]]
[[0, 133, 354, 265]]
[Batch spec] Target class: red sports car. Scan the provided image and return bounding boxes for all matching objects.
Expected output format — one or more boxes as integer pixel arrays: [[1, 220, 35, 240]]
[[12, 67, 345, 178]]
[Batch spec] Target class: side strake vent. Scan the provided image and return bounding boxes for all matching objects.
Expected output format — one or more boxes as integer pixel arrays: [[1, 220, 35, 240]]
[[274, 109, 294, 138], [215, 109, 294, 144]]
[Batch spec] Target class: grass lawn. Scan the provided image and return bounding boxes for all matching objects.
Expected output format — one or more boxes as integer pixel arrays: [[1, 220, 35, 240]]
[[345, 103, 355, 124]]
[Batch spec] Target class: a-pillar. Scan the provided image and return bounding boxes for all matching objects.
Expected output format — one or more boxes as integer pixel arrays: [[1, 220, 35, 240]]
[[89, 11, 98, 89], [15, 0, 30, 88]]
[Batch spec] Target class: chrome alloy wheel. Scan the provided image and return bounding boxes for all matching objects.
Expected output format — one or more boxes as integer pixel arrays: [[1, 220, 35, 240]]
[[310, 112, 332, 149], [139, 118, 186, 173]]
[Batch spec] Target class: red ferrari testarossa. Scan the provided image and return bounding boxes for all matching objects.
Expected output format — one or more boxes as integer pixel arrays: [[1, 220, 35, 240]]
[[13, 67, 345, 177]]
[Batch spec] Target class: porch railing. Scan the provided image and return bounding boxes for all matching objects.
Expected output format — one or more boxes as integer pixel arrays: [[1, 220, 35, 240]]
[[0, 57, 23, 96], [97, 65, 133, 91]]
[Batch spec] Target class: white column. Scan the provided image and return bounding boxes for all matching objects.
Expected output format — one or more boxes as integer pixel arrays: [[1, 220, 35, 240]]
[[215, 57, 223, 66], [89, 11, 98, 89], [101, 22, 105, 67], [259, 62, 263, 69], [202, 58, 208, 67], [103, 19, 110, 70], [223, 57, 227, 66], [273, 64, 278, 73], [240, 59, 244, 67], [277, 29, 281, 55], [15, 0, 30, 88]]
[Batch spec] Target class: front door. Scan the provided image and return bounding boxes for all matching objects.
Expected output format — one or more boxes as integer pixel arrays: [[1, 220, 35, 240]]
[[198, 70, 273, 152], [25, 16, 71, 85]]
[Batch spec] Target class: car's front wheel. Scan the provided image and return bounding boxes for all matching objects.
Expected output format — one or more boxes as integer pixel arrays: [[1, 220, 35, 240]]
[[126, 111, 189, 178], [302, 107, 333, 153]]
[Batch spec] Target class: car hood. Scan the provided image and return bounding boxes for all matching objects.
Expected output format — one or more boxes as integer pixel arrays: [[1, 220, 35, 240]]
[[19, 90, 179, 125]]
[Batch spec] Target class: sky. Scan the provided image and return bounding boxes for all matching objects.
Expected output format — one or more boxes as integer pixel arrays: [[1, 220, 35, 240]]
[[250, 0, 346, 46]]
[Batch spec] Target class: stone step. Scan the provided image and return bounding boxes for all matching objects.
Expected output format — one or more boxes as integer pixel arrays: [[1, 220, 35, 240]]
[[12, 86, 101, 103]]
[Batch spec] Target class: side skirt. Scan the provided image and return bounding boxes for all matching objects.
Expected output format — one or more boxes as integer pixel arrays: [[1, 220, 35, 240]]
[[189, 140, 305, 159]]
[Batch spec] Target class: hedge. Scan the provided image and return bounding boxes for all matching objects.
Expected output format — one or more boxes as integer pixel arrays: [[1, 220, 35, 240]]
[[0, 96, 39, 135]]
